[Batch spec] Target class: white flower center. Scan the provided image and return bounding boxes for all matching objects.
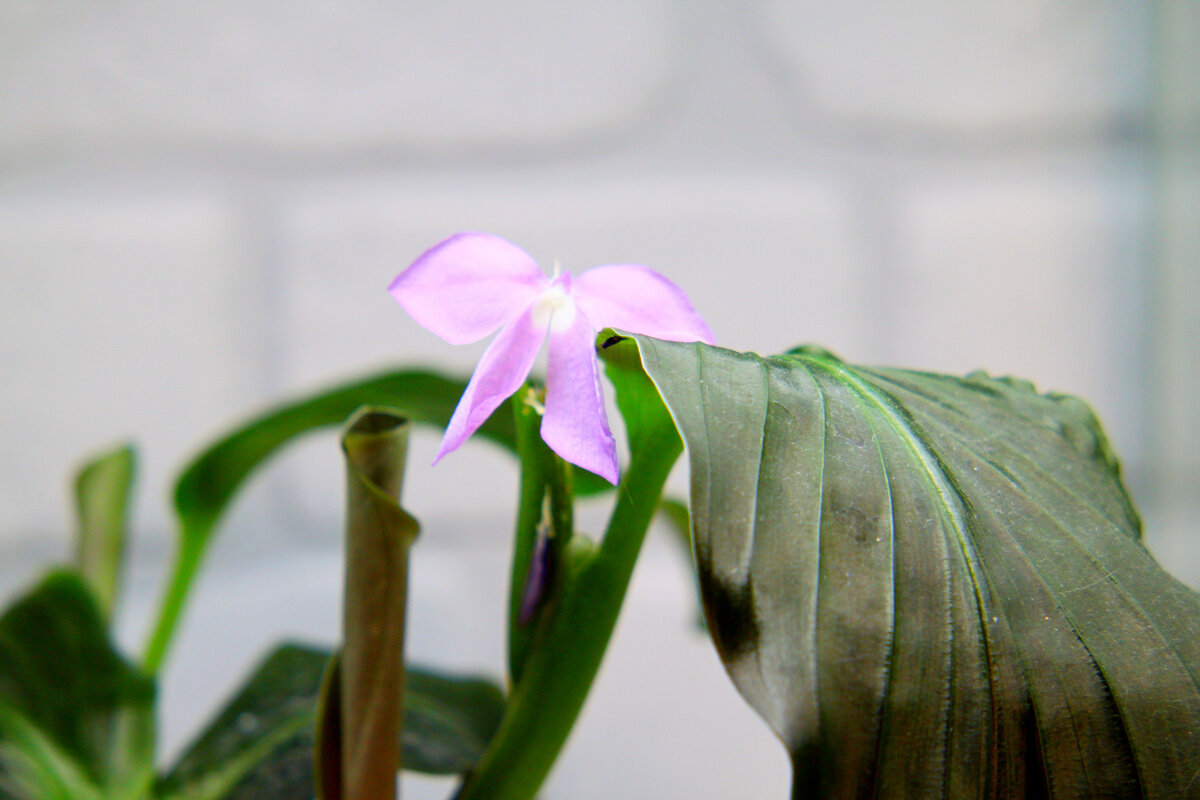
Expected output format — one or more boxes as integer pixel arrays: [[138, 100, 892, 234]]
[[531, 282, 576, 332]]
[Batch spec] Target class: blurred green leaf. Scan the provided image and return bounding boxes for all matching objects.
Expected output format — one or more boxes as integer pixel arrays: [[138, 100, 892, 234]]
[[172, 372, 506, 546], [401, 669, 505, 776], [146, 368, 609, 673], [632, 337, 1200, 799], [656, 497, 690, 550], [0, 571, 154, 799], [73, 444, 135, 623], [158, 644, 328, 800], [0, 702, 105, 800], [162, 644, 506, 800], [316, 655, 507, 791]]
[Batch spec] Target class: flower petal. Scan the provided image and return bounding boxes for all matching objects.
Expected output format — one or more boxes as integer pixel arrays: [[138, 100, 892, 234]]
[[541, 306, 618, 484], [435, 302, 547, 462], [390, 232, 547, 345], [573, 264, 714, 344]]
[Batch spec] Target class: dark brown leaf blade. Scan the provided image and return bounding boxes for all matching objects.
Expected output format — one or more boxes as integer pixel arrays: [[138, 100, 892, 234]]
[[630, 336, 1200, 800]]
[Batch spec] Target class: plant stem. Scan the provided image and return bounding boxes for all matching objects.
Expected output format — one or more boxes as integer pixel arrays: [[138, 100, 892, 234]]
[[141, 535, 204, 674], [454, 435, 680, 800], [506, 388, 572, 684]]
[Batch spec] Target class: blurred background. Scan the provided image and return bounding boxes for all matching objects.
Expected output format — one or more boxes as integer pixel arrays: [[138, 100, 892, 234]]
[[1, 2, 1197, 797]]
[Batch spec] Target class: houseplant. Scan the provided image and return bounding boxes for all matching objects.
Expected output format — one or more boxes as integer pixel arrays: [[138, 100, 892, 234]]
[[1, 233, 1196, 799]]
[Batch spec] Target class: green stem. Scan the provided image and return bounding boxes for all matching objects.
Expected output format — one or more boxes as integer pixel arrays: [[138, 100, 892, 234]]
[[111, 765, 157, 800], [506, 388, 572, 683], [455, 434, 681, 800], [141, 533, 206, 674]]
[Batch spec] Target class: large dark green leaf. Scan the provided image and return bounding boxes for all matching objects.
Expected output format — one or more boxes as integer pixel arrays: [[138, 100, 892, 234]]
[[632, 337, 1200, 800], [0, 571, 154, 799], [146, 369, 609, 672], [160, 644, 506, 800]]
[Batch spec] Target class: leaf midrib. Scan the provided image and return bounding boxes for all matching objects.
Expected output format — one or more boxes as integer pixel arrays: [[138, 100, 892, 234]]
[[865, 367, 1200, 697], [797, 354, 1003, 791]]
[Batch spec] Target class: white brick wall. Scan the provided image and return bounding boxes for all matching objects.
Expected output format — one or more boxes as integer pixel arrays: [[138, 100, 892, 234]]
[[0, 1, 678, 154], [1151, 1, 1200, 519], [1, 2, 1195, 796], [750, 1, 1147, 134], [0, 190, 266, 539], [890, 163, 1148, 460]]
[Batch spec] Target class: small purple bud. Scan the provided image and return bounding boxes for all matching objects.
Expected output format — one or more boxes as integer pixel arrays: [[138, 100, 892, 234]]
[[519, 524, 556, 625]]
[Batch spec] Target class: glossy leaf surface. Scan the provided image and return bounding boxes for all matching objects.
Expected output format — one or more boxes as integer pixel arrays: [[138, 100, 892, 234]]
[[632, 337, 1200, 800]]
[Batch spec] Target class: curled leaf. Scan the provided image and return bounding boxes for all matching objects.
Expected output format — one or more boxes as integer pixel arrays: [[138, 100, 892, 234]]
[[338, 408, 416, 800]]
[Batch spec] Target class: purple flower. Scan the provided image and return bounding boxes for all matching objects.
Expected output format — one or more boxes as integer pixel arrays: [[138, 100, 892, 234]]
[[389, 232, 713, 484]]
